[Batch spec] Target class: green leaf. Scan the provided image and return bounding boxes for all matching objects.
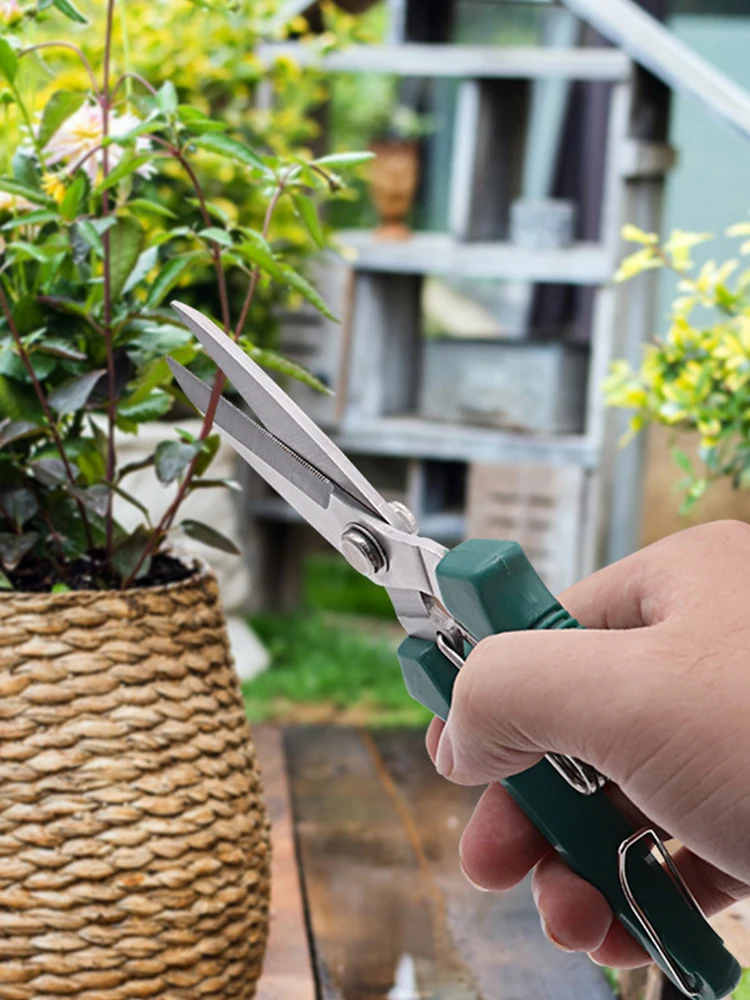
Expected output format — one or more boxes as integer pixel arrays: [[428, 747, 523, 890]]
[[0, 486, 38, 528], [117, 389, 172, 425], [111, 114, 161, 144], [0, 37, 18, 85], [94, 155, 153, 195], [11, 294, 44, 335], [0, 571, 13, 591], [0, 420, 41, 449], [0, 177, 53, 207], [76, 219, 104, 256], [49, 369, 105, 415], [278, 262, 337, 322], [154, 438, 201, 484], [68, 484, 109, 517], [12, 151, 40, 191], [236, 237, 281, 276], [0, 374, 44, 423], [52, 0, 88, 23], [122, 245, 158, 295], [145, 250, 205, 307], [291, 192, 325, 249], [111, 524, 152, 582], [6, 241, 57, 263], [243, 343, 333, 395], [180, 518, 240, 554], [68, 438, 105, 484], [0, 532, 38, 572], [198, 226, 233, 248], [177, 104, 228, 133], [128, 198, 177, 220], [1, 209, 59, 231], [38, 296, 89, 319], [38, 90, 86, 150], [193, 433, 220, 477], [108, 216, 145, 300], [30, 457, 71, 486], [312, 151, 375, 168], [0, 342, 56, 381], [156, 81, 178, 116], [671, 448, 694, 475], [193, 133, 266, 173], [59, 171, 89, 222], [36, 338, 86, 361], [51, 583, 71, 593]]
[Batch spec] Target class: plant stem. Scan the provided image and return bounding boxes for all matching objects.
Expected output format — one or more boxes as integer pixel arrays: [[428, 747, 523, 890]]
[[111, 72, 158, 101], [21, 42, 100, 96], [101, 0, 117, 562], [121, 174, 287, 588], [0, 286, 95, 551], [25, 478, 67, 564]]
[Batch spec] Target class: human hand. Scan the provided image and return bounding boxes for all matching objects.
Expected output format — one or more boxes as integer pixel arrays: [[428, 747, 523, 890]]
[[426, 521, 750, 967]]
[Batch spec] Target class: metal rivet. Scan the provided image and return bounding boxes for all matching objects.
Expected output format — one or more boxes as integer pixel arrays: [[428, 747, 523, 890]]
[[341, 526, 388, 577], [389, 501, 419, 534]]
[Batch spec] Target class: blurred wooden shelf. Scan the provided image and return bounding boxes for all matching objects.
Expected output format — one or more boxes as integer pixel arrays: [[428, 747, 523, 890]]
[[336, 417, 597, 467], [257, 42, 631, 81], [247, 494, 466, 541], [336, 231, 613, 283]]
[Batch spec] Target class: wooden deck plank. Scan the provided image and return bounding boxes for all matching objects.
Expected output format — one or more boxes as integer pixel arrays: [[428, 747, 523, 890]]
[[372, 730, 615, 1000], [285, 726, 480, 999], [253, 726, 316, 1000]]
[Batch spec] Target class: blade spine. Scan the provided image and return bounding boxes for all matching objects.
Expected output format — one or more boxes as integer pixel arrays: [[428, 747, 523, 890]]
[[170, 300, 396, 525]]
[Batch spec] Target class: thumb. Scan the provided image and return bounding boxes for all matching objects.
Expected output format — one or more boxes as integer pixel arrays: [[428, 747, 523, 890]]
[[435, 626, 659, 787]]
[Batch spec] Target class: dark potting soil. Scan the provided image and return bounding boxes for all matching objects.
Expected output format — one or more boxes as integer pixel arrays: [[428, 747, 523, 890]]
[[5, 551, 193, 594]]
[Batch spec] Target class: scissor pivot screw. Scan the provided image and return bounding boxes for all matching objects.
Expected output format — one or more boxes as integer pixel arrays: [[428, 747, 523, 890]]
[[341, 526, 388, 577]]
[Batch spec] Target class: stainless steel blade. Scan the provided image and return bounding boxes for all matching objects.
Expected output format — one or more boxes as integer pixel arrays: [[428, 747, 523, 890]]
[[168, 356, 448, 604], [167, 360, 333, 509], [170, 301, 399, 526]]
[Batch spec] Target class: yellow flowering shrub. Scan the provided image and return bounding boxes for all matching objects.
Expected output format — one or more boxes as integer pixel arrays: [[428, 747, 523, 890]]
[[605, 222, 750, 511]]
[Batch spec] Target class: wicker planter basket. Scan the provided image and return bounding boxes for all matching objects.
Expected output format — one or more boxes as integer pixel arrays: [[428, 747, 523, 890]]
[[0, 561, 270, 1000]]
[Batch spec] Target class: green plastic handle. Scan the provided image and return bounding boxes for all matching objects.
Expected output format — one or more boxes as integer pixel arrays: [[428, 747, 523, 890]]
[[397, 539, 741, 1000]]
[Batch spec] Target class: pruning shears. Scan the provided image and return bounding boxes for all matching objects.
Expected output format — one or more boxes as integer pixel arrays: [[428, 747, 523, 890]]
[[167, 300, 741, 1000]]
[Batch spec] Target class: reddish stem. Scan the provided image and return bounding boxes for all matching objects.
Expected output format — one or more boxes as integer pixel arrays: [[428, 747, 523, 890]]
[[101, 0, 117, 561], [111, 72, 159, 100], [0, 287, 95, 551], [121, 171, 287, 587], [20, 42, 100, 96]]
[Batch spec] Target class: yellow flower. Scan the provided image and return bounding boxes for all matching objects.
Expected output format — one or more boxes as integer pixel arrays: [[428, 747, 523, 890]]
[[41, 173, 67, 205]]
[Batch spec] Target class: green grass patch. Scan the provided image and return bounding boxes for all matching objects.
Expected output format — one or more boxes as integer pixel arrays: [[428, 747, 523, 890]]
[[303, 553, 396, 619], [243, 611, 431, 728], [735, 970, 750, 1000]]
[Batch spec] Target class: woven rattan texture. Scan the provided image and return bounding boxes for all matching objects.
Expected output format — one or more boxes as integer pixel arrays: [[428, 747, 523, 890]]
[[0, 566, 270, 1000]]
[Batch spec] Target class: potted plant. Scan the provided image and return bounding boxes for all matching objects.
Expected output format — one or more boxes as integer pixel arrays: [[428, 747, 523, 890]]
[[0, 1, 371, 995], [604, 221, 750, 514], [368, 102, 434, 240]]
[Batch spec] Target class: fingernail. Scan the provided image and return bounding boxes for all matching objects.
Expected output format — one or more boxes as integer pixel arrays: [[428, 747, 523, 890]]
[[540, 916, 576, 953], [435, 724, 454, 777], [459, 856, 491, 892]]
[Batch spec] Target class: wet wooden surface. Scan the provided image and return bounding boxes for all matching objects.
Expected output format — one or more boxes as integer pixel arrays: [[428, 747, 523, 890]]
[[254, 726, 616, 1000]]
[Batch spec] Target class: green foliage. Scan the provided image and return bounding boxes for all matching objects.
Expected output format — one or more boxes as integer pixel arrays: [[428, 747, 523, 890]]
[[605, 221, 750, 512], [0, 0, 371, 590], [244, 612, 430, 727]]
